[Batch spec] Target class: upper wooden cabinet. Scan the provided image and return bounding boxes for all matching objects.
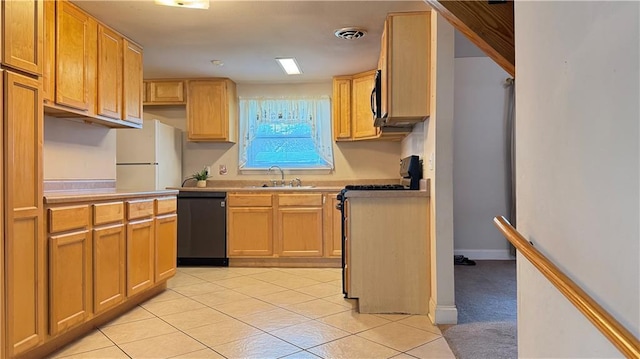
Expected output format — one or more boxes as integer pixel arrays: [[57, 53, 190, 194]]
[[332, 77, 351, 140], [332, 70, 380, 141], [44, 0, 143, 129], [97, 24, 123, 119], [55, 0, 96, 111], [122, 40, 143, 124], [378, 12, 431, 126], [1, 0, 44, 76], [186, 79, 238, 142], [144, 80, 186, 105]]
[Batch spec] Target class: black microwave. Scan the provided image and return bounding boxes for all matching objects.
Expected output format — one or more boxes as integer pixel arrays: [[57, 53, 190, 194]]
[[371, 69, 387, 127]]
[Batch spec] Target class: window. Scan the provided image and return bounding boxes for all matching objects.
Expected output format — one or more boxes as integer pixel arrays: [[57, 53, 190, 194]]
[[238, 97, 334, 169]]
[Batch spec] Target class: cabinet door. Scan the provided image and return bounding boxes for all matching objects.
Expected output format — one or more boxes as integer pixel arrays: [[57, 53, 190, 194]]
[[351, 70, 379, 139], [187, 80, 229, 141], [49, 230, 92, 335], [93, 224, 126, 314], [277, 207, 323, 257], [126, 219, 155, 296], [325, 195, 342, 257], [145, 80, 185, 104], [97, 24, 123, 119], [155, 214, 177, 282], [43, 0, 55, 102], [332, 77, 351, 140], [227, 208, 273, 256], [4, 71, 44, 357], [56, 0, 95, 111], [123, 39, 143, 124], [2, 0, 43, 75]]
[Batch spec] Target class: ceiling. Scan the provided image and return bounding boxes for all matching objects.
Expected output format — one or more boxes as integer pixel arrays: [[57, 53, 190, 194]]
[[74, 0, 432, 84]]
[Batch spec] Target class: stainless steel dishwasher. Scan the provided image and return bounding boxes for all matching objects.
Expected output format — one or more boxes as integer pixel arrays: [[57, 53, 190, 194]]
[[177, 191, 228, 266]]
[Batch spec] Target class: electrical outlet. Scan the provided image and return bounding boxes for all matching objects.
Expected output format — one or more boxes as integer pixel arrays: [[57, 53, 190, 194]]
[[205, 166, 211, 175], [428, 152, 435, 170]]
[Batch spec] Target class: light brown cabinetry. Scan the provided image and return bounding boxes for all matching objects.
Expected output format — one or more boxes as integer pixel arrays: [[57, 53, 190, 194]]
[[323, 193, 342, 258], [122, 40, 143, 124], [332, 77, 351, 139], [39, 193, 177, 358], [126, 200, 155, 296], [47, 204, 92, 336], [55, 0, 96, 111], [97, 24, 123, 119], [186, 79, 238, 142], [92, 202, 125, 314], [1, 0, 43, 76], [227, 192, 341, 261], [144, 80, 185, 105], [3, 70, 45, 358], [332, 70, 380, 141], [227, 194, 273, 257], [378, 12, 431, 125], [155, 197, 177, 282], [277, 194, 323, 257], [44, 0, 143, 128]]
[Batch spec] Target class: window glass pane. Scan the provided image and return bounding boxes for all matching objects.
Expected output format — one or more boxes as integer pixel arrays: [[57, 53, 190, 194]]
[[238, 97, 334, 169]]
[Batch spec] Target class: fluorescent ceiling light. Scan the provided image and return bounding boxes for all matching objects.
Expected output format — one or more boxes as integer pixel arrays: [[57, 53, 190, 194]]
[[154, 0, 209, 10], [276, 58, 302, 75]]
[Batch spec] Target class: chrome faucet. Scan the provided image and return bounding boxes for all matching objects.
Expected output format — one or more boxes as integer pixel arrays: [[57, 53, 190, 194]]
[[268, 165, 285, 186]]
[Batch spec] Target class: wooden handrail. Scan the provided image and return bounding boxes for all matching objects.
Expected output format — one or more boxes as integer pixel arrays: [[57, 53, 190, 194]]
[[493, 216, 640, 358]]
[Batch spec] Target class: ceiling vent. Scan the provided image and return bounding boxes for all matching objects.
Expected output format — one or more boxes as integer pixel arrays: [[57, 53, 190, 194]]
[[334, 27, 367, 40]]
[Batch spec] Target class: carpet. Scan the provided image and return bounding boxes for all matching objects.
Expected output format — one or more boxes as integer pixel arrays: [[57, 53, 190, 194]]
[[441, 260, 517, 359], [444, 321, 517, 359]]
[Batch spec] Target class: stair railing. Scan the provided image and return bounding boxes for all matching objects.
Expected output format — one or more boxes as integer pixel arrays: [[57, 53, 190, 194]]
[[493, 216, 640, 358]]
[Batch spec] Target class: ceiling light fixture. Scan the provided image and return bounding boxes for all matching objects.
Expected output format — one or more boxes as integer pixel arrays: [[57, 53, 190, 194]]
[[154, 0, 209, 10], [275, 58, 302, 75], [211, 59, 224, 66]]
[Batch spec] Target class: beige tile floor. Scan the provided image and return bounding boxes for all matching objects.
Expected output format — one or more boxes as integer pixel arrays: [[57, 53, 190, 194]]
[[49, 267, 455, 359]]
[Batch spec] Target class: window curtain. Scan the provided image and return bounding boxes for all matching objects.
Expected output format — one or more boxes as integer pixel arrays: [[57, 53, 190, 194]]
[[238, 96, 333, 168]]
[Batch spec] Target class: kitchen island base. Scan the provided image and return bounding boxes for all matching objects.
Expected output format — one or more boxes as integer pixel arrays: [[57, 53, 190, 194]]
[[344, 193, 430, 315]]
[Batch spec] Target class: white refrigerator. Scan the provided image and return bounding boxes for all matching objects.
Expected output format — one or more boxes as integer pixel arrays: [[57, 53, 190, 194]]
[[116, 119, 182, 191]]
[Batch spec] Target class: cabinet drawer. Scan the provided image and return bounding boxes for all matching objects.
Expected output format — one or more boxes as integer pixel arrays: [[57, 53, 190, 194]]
[[93, 202, 124, 225], [278, 193, 323, 207], [49, 205, 90, 233], [126, 199, 155, 220], [156, 197, 177, 215], [228, 194, 272, 207]]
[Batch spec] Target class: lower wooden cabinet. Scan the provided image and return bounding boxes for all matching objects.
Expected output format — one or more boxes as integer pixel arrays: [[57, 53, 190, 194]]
[[37, 193, 177, 358], [48, 230, 92, 335], [155, 214, 177, 282], [227, 207, 273, 256], [324, 193, 342, 258], [93, 224, 126, 314], [126, 219, 155, 296], [227, 192, 340, 259], [277, 194, 323, 257]]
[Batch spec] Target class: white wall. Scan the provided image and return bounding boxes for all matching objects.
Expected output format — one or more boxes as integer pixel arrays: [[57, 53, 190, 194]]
[[452, 57, 511, 260], [411, 12, 456, 325], [516, 1, 639, 357], [43, 116, 116, 180], [145, 82, 402, 183]]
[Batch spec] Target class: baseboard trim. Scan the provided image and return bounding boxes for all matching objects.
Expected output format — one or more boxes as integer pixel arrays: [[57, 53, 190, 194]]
[[454, 249, 515, 260], [429, 297, 458, 325]]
